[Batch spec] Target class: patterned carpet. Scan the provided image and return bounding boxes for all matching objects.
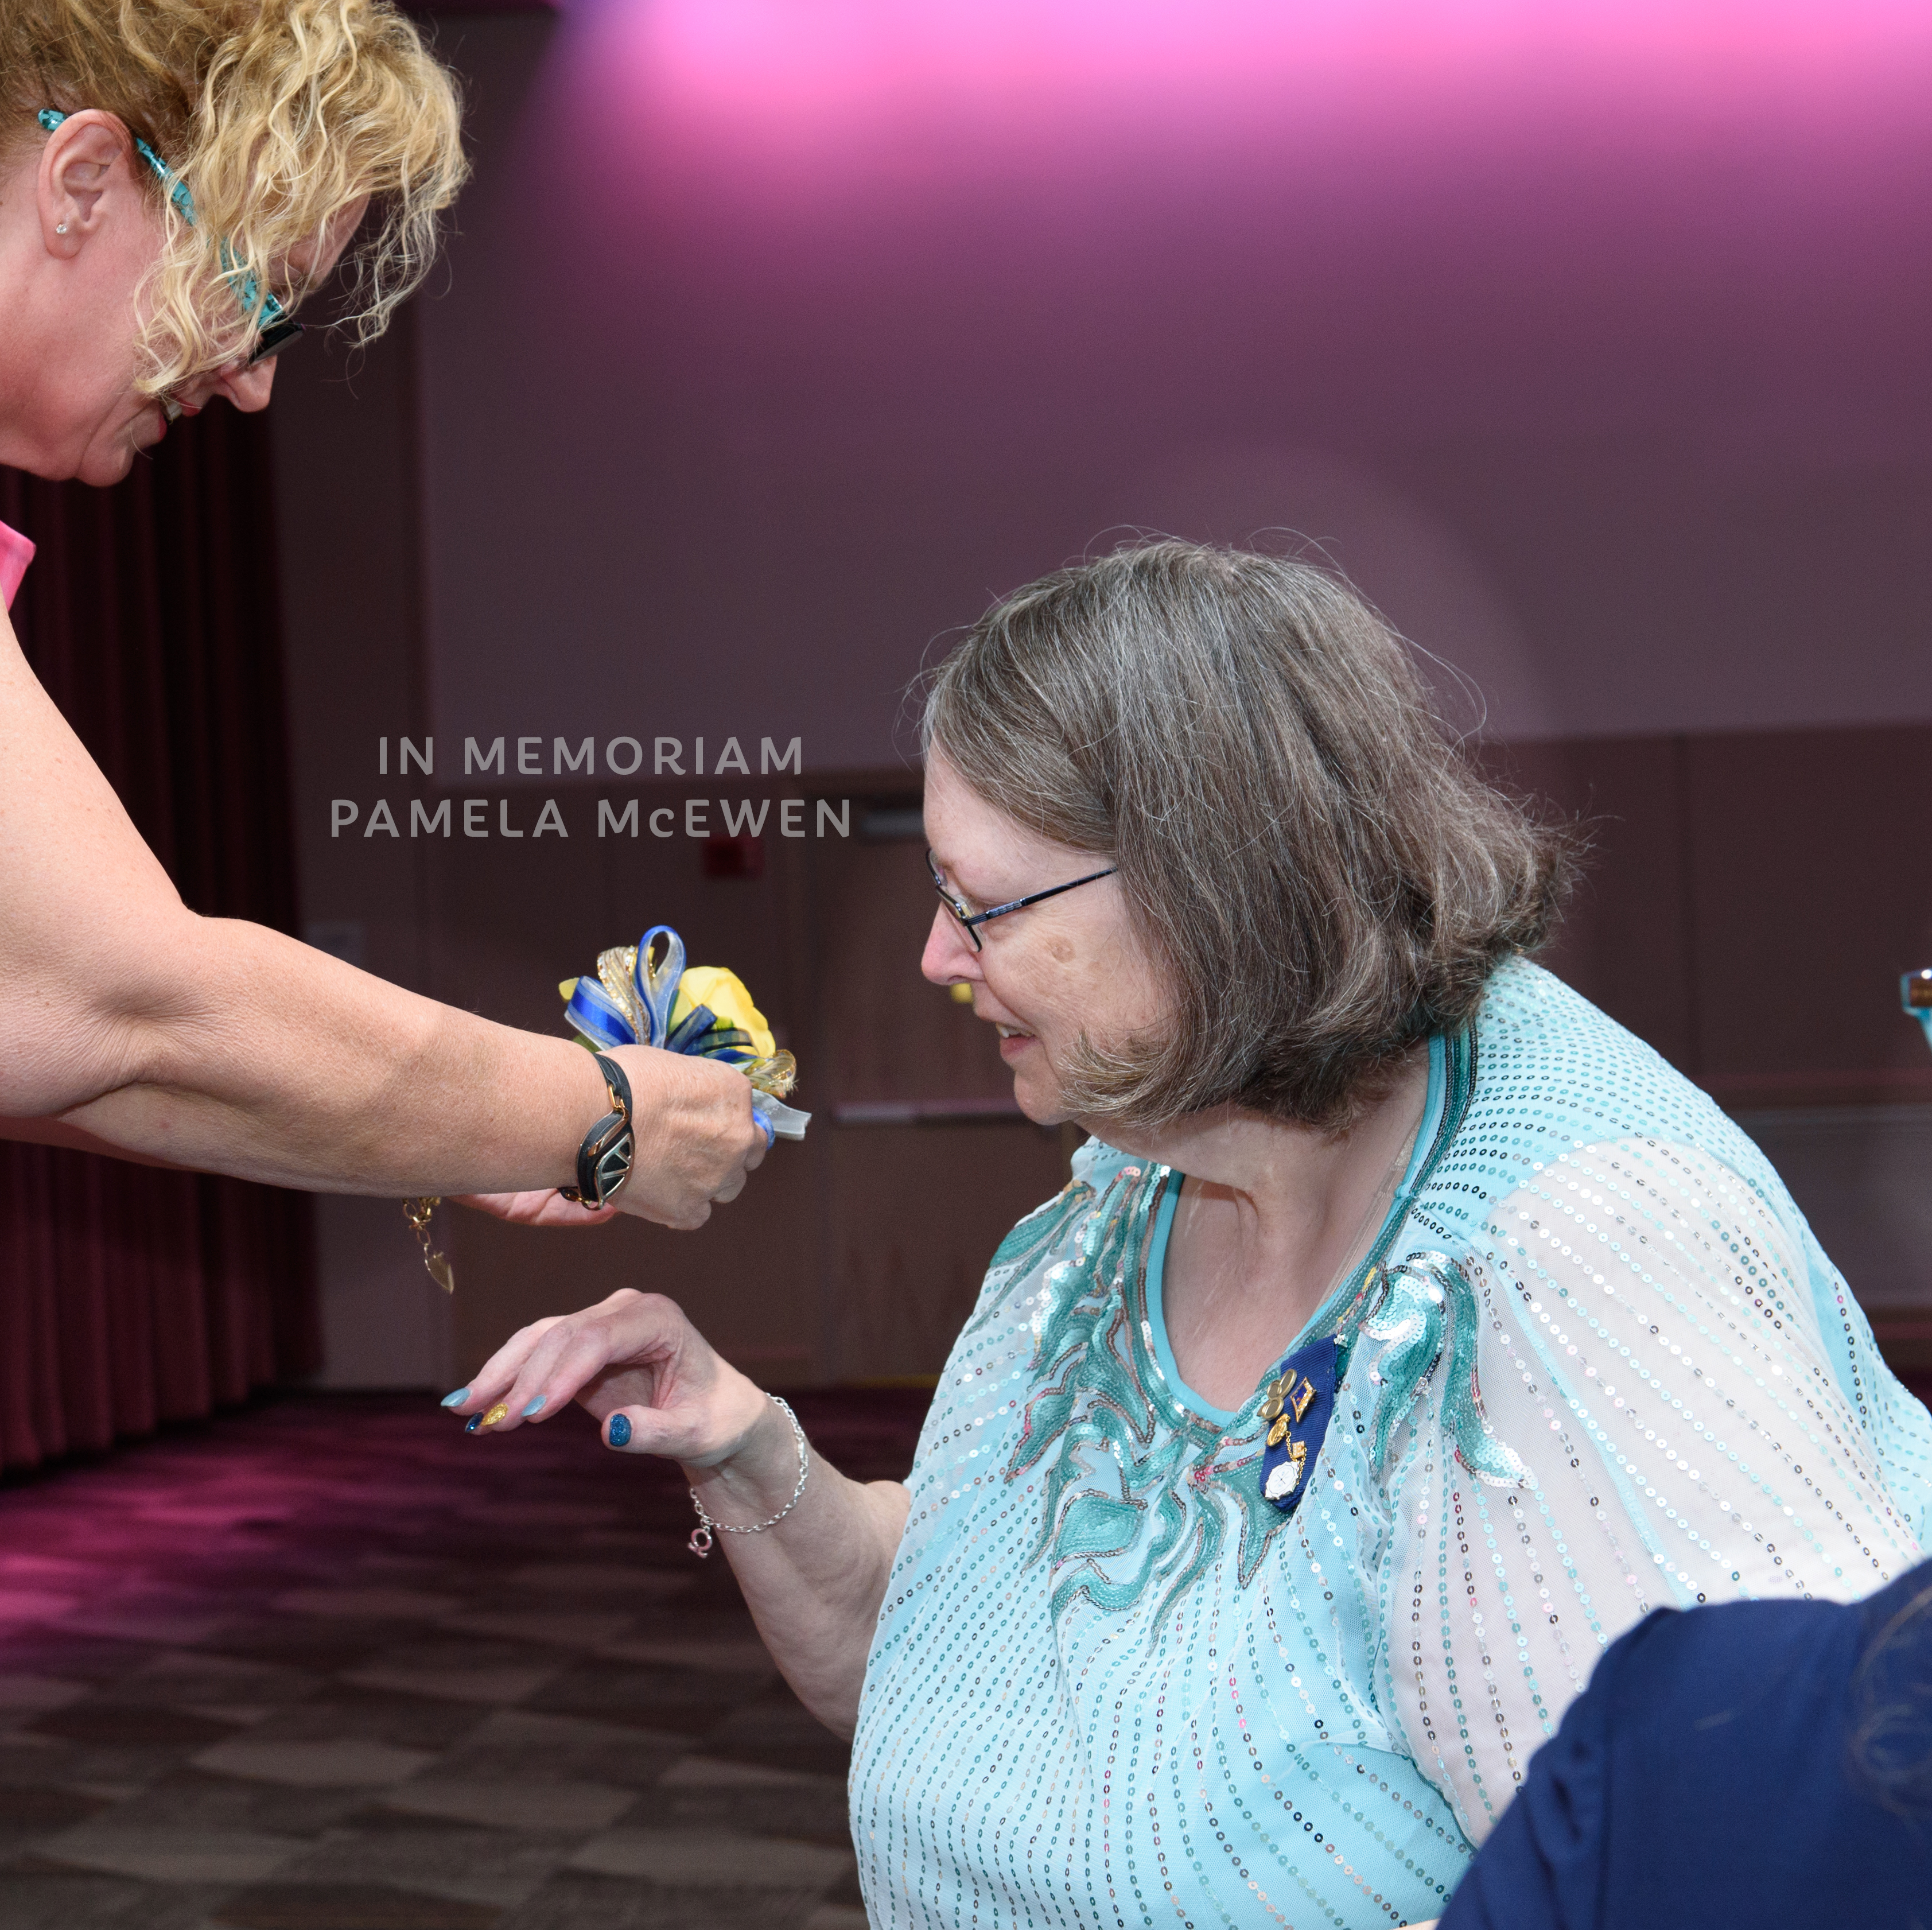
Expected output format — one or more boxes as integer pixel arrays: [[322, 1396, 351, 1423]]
[[0, 1389, 930, 1930]]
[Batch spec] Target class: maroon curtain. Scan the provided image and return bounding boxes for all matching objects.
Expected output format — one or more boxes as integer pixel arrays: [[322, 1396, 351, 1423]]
[[0, 404, 319, 1474]]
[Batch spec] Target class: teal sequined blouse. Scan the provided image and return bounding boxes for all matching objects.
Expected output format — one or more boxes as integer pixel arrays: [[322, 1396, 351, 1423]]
[[849, 961, 1932, 1929]]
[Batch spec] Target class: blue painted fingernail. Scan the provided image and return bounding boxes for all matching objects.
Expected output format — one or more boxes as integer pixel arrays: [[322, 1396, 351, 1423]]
[[464, 1415, 481, 1434], [522, 1396, 546, 1418], [441, 1388, 470, 1409], [608, 1413, 631, 1448]]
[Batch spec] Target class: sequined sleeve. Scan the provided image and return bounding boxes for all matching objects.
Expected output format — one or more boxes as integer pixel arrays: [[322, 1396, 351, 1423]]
[[1375, 1133, 1928, 1844]]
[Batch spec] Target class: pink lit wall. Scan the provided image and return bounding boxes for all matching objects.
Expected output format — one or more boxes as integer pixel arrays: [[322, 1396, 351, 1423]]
[[409, 1, 1932, 769], [273, 3, 1932, 1388]]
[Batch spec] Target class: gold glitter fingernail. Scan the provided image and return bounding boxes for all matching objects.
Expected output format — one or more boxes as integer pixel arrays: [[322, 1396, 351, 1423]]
[[480, 1403, 509, 1428]]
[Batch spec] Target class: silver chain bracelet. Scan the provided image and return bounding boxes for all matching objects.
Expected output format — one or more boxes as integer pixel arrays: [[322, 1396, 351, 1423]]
[[687, 1395, 810, 1558]]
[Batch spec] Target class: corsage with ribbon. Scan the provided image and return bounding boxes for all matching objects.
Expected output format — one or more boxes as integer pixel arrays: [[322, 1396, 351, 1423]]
[[402, 926, 808, 1295], [559, 925, 810, 1147]]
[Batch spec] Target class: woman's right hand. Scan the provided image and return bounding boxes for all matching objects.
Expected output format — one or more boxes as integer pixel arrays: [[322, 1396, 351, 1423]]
[[444, 1287, 770, 1466], [602, 1046, 768, 1230]]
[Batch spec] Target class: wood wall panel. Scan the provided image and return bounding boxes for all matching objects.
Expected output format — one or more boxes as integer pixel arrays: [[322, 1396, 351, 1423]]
[[1486, 735, 1698, 1072], [1731, 1105, 1932, 1317], [1493, 727, 1932, 1105], [827, 1120, 1068, 1383], [814, 813, 1019, 1106], [446, 1123, 827, 1384], [1681, 724, 1932, 1104]]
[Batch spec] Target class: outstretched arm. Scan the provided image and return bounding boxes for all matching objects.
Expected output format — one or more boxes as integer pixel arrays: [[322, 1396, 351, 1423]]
[[450, 1290, 910, 1735], [0, 619, 762, 1227]]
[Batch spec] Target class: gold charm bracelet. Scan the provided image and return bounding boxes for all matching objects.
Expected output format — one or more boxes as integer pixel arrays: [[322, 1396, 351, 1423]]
[[403, 1196, 454, 1294]]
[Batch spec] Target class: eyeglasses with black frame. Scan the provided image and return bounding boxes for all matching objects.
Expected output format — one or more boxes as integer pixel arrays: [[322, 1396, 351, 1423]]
[[927, 847, 1118, 952]]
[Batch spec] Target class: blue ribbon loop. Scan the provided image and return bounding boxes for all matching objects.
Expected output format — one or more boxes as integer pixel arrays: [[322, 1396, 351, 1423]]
[[635, 926, 683, 1046], [563, 927, 751, 1064], [563, 974, 633, 1052], [1257, 1335, 1339, 1517]]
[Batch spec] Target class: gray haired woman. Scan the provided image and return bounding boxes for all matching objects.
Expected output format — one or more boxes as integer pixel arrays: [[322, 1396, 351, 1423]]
[[453, 541, 1931, 1928]]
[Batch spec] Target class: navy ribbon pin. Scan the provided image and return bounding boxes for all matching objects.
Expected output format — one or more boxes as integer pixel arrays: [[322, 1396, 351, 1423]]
[[1257, 1335, 1339, 1513]]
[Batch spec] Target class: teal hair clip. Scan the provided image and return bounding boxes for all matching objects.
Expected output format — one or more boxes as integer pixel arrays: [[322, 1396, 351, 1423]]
[[37, 107, 301, 363]]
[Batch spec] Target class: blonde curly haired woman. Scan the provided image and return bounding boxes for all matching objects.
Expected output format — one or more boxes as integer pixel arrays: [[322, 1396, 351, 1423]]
[[0, 4, 764, 1236]]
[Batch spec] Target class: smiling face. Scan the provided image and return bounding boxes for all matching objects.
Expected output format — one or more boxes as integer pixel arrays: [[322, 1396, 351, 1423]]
[[0, 114, 366, 486], [921, 747, 1170, 1126]]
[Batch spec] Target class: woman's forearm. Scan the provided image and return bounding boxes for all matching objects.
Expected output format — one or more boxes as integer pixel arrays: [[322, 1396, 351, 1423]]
[[2, 618, 599, 1194], [7, 898, 759, 1225], [683, 1398, 910, 1735], [0, 1112, 189, 1166], [3, 624, 757, 1220], [38, 911, 606, 1195]]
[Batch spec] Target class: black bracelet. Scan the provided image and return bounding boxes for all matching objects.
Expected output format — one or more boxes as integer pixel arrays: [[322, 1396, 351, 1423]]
[[560, 1053, 635, 1207]]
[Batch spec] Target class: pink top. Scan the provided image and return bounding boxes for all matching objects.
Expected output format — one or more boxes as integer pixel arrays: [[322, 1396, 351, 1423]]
[[0, 518, 33, 612]]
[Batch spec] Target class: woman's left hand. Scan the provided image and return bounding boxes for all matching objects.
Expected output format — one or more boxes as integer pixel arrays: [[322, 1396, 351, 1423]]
[[444, 1287, 769, 1464], [445, 1289, 908, 1739], [455, 1190, 619, 1228]]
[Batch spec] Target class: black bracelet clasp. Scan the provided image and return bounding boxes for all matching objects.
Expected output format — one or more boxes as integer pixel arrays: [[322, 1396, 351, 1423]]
[[561, 1053, 635, 1207]]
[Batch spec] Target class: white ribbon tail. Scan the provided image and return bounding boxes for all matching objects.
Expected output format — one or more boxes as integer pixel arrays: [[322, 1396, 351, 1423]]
[[752, 1093, 811, 1141]]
